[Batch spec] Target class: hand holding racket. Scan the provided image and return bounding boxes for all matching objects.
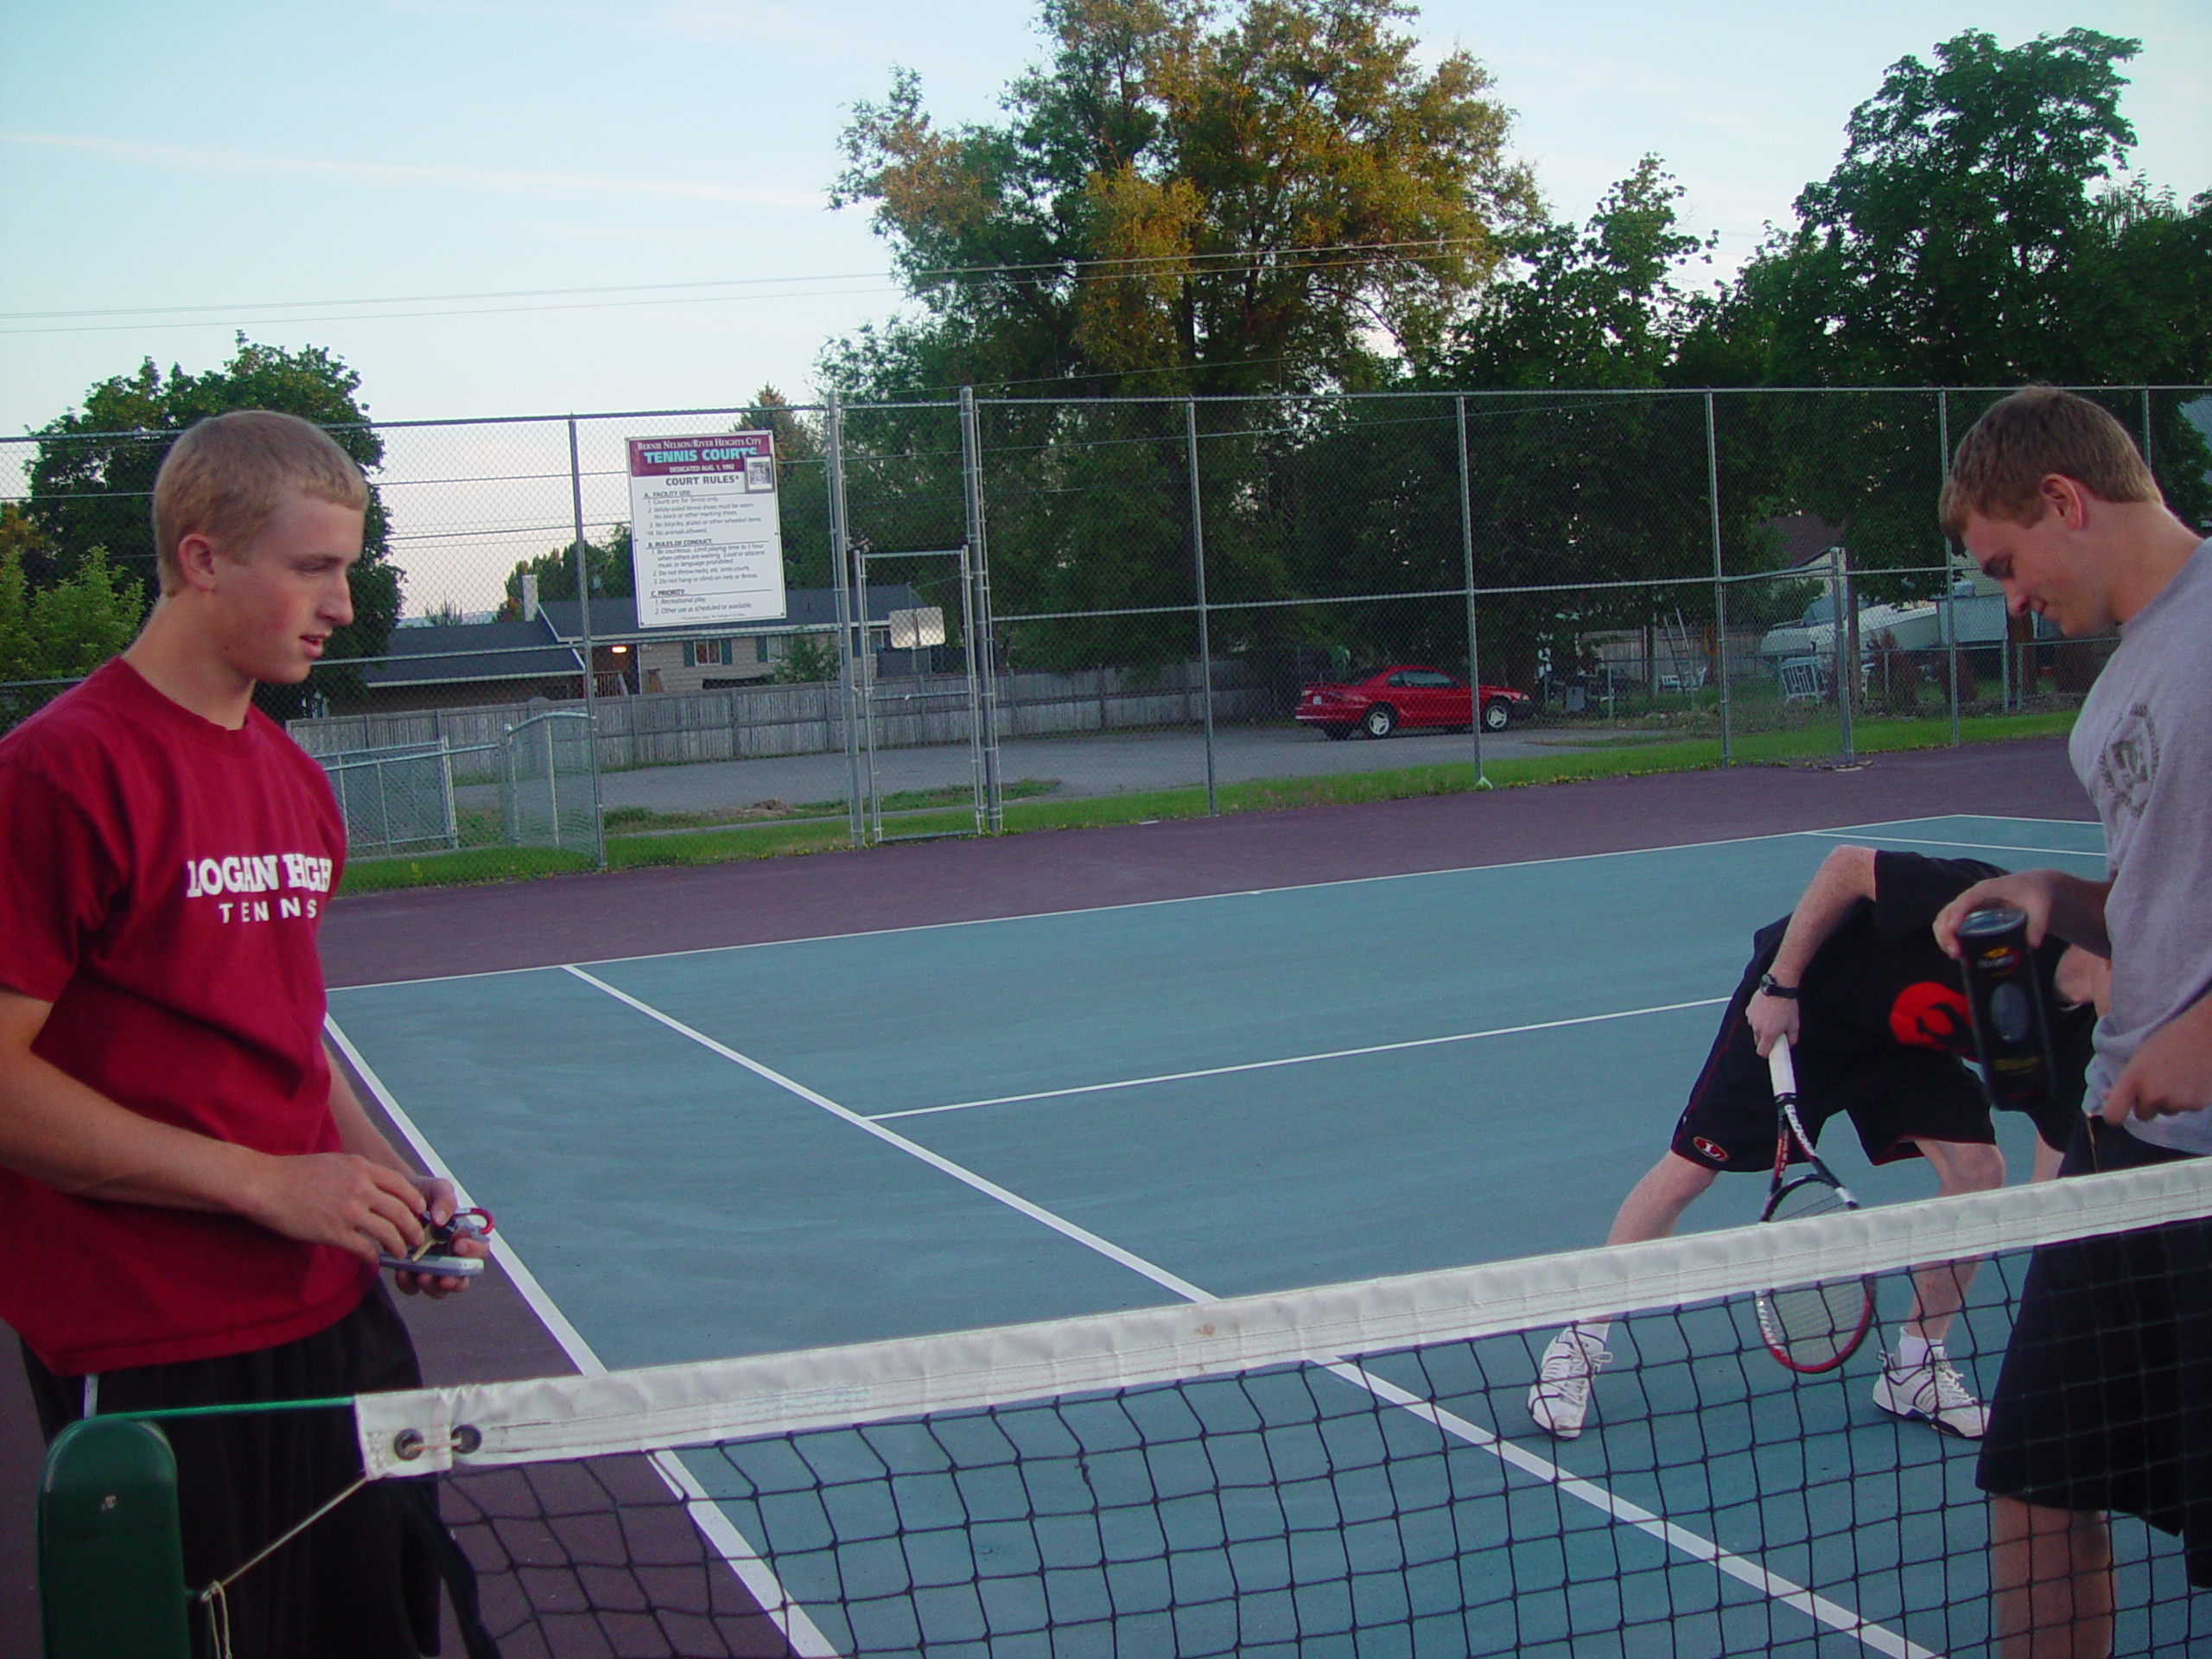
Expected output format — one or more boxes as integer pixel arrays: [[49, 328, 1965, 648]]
[[1753, 1038, 1876, 1373]]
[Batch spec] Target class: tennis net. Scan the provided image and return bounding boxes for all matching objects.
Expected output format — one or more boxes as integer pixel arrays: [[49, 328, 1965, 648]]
[[326, 1154, 2212, 1658]]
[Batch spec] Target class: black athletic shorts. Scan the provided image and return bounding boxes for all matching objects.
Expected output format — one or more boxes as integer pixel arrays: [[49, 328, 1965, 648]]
[[1976, 1118, 2212, 1586], [23, 1281, 441, 1659], [1669, 948, 1993, 1173]]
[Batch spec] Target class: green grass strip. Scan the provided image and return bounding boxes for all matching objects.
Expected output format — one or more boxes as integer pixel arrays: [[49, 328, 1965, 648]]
[[335, 709, 2078, 896]]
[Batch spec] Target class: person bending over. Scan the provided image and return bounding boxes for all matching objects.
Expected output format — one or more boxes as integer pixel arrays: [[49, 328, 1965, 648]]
[[1527, 844, 2094, 1443]]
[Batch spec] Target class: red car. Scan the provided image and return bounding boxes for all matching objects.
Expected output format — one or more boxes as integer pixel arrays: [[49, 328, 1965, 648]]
[[1295, 665, 1529, 740]]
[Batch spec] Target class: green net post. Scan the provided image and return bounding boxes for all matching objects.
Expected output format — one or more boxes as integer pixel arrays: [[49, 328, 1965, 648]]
[[39, 1416, 191, 1659]]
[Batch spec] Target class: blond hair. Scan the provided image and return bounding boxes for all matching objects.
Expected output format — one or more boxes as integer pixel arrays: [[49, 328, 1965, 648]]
[[1939, 385, 2159, 541], [150, 410, 367, 594]]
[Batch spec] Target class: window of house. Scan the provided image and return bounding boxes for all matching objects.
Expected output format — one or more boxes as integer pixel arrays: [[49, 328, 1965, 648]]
[[755, 635, 771, 664], [683, 639, 734, 667]]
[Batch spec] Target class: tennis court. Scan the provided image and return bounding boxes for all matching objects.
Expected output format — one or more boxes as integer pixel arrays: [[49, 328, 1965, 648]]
[[309, 805, 2199, 1657]]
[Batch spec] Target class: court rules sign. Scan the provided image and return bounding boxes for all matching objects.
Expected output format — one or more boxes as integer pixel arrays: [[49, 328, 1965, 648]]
[[627, 432, 788, 627]]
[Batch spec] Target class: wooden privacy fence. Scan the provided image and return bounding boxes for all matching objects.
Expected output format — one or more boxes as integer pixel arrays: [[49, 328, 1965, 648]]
[[290, 660, 1280, 775]]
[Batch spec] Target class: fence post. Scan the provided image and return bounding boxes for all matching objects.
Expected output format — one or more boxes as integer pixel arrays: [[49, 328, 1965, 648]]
[[1705, 392, 1731, 767], [958, 386, 1004, 832], [1832, 543, 1855, 763], [2143, 385, 2154, 479], [566, 417, 607, 868], [1185, 398, 1218, 817], [1456, 396, 1490, 789], [1940, 390, 1960, 747], [824, 390, 865, 849]]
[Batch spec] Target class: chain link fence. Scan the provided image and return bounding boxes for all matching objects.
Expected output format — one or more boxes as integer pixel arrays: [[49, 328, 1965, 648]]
[[3, 385, 2202, 870]]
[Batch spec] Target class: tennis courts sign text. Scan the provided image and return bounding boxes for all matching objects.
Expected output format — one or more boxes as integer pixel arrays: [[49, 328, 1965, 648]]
[[627, 432, 788, 627]]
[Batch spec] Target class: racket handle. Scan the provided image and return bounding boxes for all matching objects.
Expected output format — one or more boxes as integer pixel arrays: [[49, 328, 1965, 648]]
[[1768, 1033, 1798, 1100]]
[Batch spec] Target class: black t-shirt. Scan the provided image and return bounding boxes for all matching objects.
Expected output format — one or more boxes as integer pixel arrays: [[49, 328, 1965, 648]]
[[1758, 851, 2080, 1067]]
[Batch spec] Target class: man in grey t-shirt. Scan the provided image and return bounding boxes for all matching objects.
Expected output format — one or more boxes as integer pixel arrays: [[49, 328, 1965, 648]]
[[1930, 385, 2212, 1656]]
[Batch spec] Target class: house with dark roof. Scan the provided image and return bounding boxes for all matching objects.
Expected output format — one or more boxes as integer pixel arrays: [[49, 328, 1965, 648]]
[[331, 586, 924, 713]]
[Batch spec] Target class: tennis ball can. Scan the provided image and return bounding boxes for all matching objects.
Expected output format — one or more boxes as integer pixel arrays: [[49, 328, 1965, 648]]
[[1957, 904, 2058, 1103]]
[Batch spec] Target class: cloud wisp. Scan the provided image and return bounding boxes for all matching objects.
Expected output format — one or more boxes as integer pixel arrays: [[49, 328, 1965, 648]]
[[2, 130, 823, 210]]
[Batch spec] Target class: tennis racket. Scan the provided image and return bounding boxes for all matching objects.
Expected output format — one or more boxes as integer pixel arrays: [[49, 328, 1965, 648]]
[[1752, 1037, 1876, 1373]]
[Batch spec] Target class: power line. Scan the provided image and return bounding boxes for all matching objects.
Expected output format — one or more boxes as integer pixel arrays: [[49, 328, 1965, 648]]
[[0, 235, 1497, 334]]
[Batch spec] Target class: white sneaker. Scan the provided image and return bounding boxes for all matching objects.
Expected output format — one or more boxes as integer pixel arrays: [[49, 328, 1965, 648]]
[[1528, 1328, 1611, 1439], [1872, 1346, 1988, 1439]]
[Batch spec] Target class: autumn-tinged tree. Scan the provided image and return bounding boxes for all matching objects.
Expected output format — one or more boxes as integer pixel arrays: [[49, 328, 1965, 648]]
[[829, 0, 1540, 397]]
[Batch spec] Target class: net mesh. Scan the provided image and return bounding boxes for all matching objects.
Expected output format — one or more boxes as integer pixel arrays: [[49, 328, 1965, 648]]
[[337, 1159, 2212, 1658]]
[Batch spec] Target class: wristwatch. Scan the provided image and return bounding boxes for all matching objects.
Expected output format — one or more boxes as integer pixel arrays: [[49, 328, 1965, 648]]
[[1758, 974, 1800, 1001]]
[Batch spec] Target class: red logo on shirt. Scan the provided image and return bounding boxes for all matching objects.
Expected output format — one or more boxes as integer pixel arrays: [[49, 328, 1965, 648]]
[[1891, 982, 1972, 1053], [1692, 1136, 1730, 1165]]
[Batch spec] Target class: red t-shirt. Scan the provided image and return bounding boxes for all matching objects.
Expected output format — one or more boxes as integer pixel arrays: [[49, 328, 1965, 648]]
[[0, 658, 371, 1373]]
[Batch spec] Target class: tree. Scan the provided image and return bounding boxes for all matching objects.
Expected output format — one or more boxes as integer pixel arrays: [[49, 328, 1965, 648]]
[[1724, 29, 2202, 388], [770, 634, 841, 683], [498, 525, 634, 620], [1433, 158, 1712, 391], [1675, 29, 2212, 584], [0, 539, 146, 725], [828, 0, 1540, 397], [24, 338, 404, 690]]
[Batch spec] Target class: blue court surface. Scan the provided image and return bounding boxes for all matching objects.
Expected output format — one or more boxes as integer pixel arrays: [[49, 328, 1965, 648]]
[[328, 813, 2128, 1656]]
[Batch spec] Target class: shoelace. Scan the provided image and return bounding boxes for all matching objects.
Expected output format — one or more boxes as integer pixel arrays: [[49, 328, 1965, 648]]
[[1538, 1343, 1611, 1388], [1925, 1355, 1976, 1408]]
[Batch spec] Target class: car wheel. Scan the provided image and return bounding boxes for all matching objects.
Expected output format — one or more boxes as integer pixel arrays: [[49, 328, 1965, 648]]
[[1321, 724, 1355, 741], [1362, 705, 1396, 739], [1481, 698, 1512, 733]]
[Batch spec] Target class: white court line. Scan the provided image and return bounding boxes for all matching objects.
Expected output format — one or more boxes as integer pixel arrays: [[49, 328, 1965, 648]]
[[325, 1015, 841, 1659], [1821, 812, 2098, 833], [334, 815, 1972, 994], [1332, 1362, 1936, 1658], [560, 966, 1211, 1303], [1795, 830, 2107, 861], [873, 996, 1730, 1121], [564, 972, 1923, 1656]]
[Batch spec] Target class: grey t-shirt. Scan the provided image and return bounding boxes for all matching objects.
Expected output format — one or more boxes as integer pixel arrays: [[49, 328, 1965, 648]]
[[2069, 536, 2212, 1151]]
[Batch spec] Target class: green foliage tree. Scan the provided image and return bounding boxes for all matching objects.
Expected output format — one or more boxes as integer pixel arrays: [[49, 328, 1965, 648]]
[[499, 524, 635, 620], [1677, 29, 2212, 582], [770, 633, 841, 683], [828, 0, 1540, 397], [752, 385, 836, 592], [1731, 29, 2152, 386], [0, 540, 147, 724], [24, 338, 404, 706]]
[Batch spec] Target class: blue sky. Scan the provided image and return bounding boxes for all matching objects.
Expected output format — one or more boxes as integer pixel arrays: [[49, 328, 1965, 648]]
[[1, 0, 2206, 442]]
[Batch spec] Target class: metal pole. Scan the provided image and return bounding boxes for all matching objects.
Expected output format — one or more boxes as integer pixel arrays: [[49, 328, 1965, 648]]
[[824, 391, 865, 849], [545, 719, 561, 849], [1705, 392, 1731, 766], [2142, 385, 2155, 480], [958, 386, 1004, 831], [1832, 543, 1855, 763], [1940, 390, 1960, 747], [1185, 398, 1217, 817], [1455, 397, 1489, 788], [567, 417, 607, 868]]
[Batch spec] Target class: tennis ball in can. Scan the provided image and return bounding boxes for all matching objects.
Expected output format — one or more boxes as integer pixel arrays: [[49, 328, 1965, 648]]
[[1957, 904, 2056, 1101]]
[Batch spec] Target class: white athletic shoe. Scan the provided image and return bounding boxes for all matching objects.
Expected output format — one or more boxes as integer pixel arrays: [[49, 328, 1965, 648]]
[[1872, 1347, 1989, 1439], [1528, 1328, 1611, 1440]]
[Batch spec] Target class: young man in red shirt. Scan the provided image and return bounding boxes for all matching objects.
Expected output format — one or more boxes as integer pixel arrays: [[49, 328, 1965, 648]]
[[0, 410, 483, 1656]]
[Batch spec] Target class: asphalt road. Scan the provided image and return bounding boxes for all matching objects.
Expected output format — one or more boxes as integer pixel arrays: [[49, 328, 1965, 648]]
[[562, 721, 1590, 814]]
